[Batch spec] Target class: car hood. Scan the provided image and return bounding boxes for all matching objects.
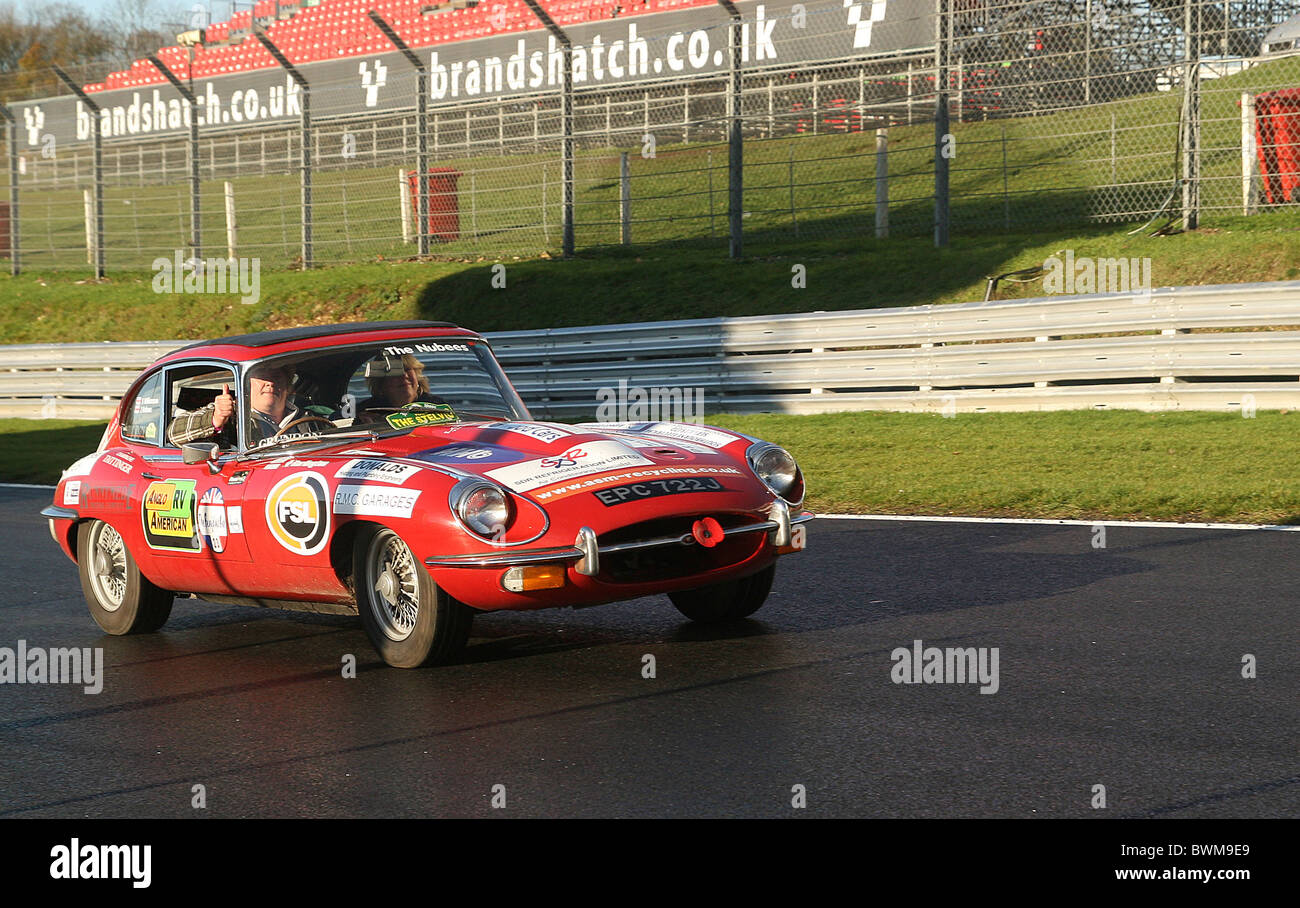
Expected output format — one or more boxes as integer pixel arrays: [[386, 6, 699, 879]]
[[255, 419, 757, 502]]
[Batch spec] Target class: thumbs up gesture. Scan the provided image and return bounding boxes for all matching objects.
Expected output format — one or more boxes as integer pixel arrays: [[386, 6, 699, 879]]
[[212, 383, 234, 431]]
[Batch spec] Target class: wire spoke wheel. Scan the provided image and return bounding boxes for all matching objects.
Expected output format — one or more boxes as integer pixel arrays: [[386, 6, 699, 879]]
[[88, 522, 129, 612], [76, 519, 173, 635], [368, 533, 421, 642], [355, 527, 474, 668]]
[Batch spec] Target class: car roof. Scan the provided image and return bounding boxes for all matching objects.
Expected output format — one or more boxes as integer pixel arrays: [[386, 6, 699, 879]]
[[155, 321, 481, 365]]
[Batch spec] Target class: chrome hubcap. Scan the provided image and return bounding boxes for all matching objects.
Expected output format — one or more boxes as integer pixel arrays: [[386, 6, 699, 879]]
[[90, 523, 128, 612], [368, 534, 419, 642]]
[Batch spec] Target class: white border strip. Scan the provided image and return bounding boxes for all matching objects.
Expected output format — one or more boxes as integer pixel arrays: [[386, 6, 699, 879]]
[[817, 513, 1300, 532], [0, 483, 56, 490]]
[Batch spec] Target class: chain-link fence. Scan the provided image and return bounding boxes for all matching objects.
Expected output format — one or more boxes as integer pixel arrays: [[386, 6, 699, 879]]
[[1, 0, 1298, 274]]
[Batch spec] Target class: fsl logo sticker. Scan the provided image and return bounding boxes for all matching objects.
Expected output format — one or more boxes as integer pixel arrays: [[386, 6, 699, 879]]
[[141, 479, 200, 551], [266, 472, 330, 555]]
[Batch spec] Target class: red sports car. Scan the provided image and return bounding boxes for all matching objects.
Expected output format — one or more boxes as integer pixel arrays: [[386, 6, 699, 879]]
[[43, 321, 812, 667]]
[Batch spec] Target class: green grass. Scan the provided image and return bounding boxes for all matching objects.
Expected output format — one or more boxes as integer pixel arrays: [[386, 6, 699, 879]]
[[9, 411, 1300, 525], [3, 209, 1300, 344], [0, 419, 106, 485]]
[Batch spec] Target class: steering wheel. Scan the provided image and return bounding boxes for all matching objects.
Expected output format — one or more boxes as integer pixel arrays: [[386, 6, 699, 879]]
[[270, 414, 335, 439]]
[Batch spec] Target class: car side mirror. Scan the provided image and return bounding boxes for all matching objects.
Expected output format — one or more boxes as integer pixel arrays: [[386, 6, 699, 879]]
[[182, 442, 219, 466]]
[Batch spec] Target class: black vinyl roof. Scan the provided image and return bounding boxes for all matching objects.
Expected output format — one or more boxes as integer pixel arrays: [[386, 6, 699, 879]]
[[171, 321, 462, 354]]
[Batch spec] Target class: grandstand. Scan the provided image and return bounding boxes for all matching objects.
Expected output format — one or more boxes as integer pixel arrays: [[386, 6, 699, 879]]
[[81, 0, 718, 93]]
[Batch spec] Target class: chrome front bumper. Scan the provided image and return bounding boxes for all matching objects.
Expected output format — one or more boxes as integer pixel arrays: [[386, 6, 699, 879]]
[[425, 502, 814, 577]]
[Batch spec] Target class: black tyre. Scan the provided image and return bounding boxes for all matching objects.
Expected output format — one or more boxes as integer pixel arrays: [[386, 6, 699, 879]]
[[77, 520, 174, 635], [355, 527, 473, 668], [669, 564, 776, 624]]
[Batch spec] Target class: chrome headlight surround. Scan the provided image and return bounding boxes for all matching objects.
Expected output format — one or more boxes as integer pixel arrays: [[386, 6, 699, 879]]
[[746, 442, 804, 506], [450, 479, 514, 541]]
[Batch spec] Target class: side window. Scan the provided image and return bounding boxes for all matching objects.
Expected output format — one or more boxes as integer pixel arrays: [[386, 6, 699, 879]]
[[165, 365, 238, 449], [121, 372, 165, 445]]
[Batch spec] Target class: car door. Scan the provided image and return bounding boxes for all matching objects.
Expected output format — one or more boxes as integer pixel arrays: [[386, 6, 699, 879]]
[[134, 361, 253, 595]]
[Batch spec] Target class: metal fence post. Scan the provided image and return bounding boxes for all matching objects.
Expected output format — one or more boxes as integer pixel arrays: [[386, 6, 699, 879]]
[[875, 127, 889, 238], [933, 0, 950, 249], [620, 151, 631, 245], [1241, 91, 1258, 215], [255, 28, 312, 268], [52, 66, 104, 277], [524, 2, 574, 257], [719, 0, 743, 259], [1182, 0, 1200, 230], [370, 12, 429, 255], [147, 55, 201, 260], [0, 105, 18, 275]]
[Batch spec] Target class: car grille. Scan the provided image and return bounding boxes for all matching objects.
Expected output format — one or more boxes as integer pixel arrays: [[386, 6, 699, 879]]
[[598, 514, 765, 584]]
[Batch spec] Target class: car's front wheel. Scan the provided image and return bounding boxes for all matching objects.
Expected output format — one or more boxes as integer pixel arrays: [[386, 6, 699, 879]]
[[669, 564, 776, 623], [77, 520, 174, 635], [355, 527, 473, 668]]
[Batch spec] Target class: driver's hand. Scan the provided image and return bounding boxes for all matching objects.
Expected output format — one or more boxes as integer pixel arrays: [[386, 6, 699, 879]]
[[212, 383, 234, 431]]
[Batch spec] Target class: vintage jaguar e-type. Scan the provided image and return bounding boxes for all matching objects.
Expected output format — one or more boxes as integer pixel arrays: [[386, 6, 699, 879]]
[[43, 321, 812, 667]]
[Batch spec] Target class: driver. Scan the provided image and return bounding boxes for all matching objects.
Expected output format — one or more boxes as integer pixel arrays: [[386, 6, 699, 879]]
[[168, 363, 304, 447]]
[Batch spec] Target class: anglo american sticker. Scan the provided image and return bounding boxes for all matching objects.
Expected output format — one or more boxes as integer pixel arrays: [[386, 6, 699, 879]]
[[63, 481, 81, 506], [335, 458, 421, 485], [485, 441, 653, 492], [333, 484, 421, 519], [142, 478, 201, 552]]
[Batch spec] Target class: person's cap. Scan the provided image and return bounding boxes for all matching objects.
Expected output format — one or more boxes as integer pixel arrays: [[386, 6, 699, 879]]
[[248, 362, 295, 384]]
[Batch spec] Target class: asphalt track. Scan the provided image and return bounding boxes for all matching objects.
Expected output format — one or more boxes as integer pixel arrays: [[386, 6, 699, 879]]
[[0, 486, 1295, 818]]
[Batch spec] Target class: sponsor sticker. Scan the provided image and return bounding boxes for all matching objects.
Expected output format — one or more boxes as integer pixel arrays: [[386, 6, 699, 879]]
[[623, 422, 738, 449], [410, 444, 520, 465], [84, 483, 134, 512], [593, 476, 728, 506], [141, 478, 201, 551], [197, 487, 228, 553], [335, 458, 421, 485], [264, 458, 331, 470], [594, 432, 715, 455], [381, 342, 470, 356], [333, 484, 421, 519], [227, 505, 244, 534], [477, 422, 573, 444], [386, 403, 458, 430], [486, 441, 653, 492], [63, 481, 81, 506], [531, 465, 746, 502], [265, 472, 330, 556], [101, 454, 134, 474]]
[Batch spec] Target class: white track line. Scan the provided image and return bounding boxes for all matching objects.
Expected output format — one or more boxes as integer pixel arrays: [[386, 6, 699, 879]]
[[817, 513, 1300, 532], [0, 483, 55, 490]]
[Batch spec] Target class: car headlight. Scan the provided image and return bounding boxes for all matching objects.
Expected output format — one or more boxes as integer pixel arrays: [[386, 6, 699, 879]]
[[453, 481, 513, 539], [747, 443, 804, 504]]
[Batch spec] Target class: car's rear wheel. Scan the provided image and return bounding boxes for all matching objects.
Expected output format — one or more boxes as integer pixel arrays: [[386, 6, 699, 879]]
[[669, 564, 776, 623], [355, 527, 472, 668], [77, 520, 174, 635]]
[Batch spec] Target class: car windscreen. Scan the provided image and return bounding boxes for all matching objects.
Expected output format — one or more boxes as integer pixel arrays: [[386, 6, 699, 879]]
[[240, 337, 528, 451]]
